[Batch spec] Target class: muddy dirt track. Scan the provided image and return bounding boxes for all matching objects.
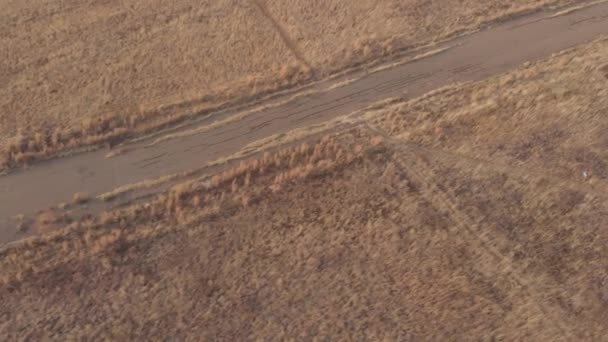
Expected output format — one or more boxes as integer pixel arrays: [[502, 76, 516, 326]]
[[1, 1, 608, 244]]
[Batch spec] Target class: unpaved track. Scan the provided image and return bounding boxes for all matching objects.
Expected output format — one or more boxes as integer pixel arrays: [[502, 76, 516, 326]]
[[1, 1, 608, 244], [391, 147, 574, 338]]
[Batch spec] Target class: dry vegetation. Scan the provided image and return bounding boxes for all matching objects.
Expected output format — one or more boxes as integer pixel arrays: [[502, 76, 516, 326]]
[[372, 38, 608, 188], [0, 0, 308, 170], [2, 4, 608, 340], [264, 0, 576, 74], [1, 125, 607, 339], [0, 0, 578, 170]]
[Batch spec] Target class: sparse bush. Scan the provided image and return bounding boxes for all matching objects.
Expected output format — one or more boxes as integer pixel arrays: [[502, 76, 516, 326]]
[[72, 192, 91, 205], [35, 210, 71, 234]]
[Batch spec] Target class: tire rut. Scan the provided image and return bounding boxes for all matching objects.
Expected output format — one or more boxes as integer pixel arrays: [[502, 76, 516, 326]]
[[367, 124, 577, 339], [250, 0, 312, 71]]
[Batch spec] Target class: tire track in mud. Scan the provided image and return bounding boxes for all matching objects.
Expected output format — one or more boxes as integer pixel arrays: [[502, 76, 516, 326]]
[[373, 73, 432, 93], [240, 72, 432, 128], [508, 17, 549, 30]]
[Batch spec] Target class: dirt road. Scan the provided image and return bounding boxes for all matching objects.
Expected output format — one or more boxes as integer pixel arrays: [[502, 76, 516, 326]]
[[1, 1, 608, 244]]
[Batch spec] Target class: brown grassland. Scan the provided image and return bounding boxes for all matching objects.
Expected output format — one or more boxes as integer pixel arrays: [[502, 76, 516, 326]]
[[0, 0, 307, 170], [372, 37, 608, 187], [264, 0, 576, 73], [0, 0, 577, 170], [1, 38, 608, 339]]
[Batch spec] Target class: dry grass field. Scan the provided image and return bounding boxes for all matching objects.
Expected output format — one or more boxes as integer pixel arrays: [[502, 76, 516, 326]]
[[1, 38, 608, 339], [0, 0, 306, 169], [372, 38, 608, 188], [0, 0, 577, 170], [264, 0, 576, 73]]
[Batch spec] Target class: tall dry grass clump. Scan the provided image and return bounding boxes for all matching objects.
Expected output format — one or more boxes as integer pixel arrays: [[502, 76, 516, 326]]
[[341, 36, 401, 71], [35, 209, 72, 235], [95, 132, 385, 229], [1, 117, 131, 170], [72, 192, 91, 205]]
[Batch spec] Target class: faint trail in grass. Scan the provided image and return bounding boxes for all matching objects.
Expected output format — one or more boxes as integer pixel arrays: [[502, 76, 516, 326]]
[[250, 0, 312, 71], [366, 124, 577, 340]]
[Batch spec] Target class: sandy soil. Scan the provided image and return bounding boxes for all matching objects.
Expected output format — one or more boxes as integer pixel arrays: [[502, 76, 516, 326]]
[[1, 36, 608, 339], [0, 0, 578, 167]]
